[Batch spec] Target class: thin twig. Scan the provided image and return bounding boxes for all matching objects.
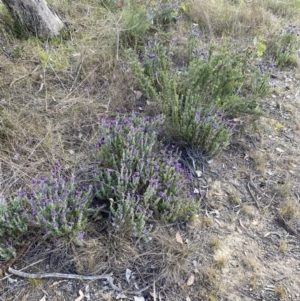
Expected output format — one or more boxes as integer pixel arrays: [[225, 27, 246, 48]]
[[63, 64, 101, 100], [263, 193, 277, 209], [10, 66, 40, 88], [247, 182, 260, 209], [69, 54, 85, 92], [153, 281, 157, 301]]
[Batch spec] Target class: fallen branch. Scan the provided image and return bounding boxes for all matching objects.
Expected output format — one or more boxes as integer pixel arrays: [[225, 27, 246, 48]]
[[7, 267, 121, 291]]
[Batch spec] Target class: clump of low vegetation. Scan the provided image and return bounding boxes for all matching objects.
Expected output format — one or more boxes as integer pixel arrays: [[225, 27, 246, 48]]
[[94, 114, 197, 237], [267, 23, 300, 67], [0, 166, 93, 259]]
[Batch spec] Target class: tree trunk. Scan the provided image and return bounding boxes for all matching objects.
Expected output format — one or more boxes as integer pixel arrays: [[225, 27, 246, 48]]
[[2, 0, 65, 38]]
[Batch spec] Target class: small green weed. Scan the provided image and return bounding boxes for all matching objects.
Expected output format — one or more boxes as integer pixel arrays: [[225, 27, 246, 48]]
[[119, 1, 151, 48], [154, 4, 179, 28], [28, 278, 42, 287]]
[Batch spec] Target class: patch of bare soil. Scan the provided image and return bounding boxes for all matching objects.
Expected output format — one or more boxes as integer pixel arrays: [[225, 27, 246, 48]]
[[1, 64, 300, 301]]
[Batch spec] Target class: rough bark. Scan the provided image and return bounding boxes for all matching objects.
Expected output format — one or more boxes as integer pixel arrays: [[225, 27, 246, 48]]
[[2, 0, 65, 38]]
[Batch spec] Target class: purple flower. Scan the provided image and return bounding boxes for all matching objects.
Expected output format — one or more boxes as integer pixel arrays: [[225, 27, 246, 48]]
[[96, 137, 106, 148], [76, 232, 84, 241], [147, 53, 156, 60], [191, 23, 200, 38], [171, 38, 178, 46]]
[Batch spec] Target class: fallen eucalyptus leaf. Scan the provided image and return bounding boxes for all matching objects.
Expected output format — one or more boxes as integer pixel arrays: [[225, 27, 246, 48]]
[[187, 274, 195, 286], [125, 268, 132, 283], [116, 293, 127, 299], [193, 188, 200, 194], [176, 231, 183, 244], [50, 280, 67, 287], [75, 290, 84, 301], [195, 170, 202, 177]]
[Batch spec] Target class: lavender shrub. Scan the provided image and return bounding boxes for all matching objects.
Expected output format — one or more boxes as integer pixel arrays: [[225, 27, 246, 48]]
[[24, 167, 93, 244], [0, 194, 28, 259], [95, 114, 197, 237]]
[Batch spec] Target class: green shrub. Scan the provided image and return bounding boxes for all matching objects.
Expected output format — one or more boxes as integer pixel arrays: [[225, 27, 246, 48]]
[[94, 114, 197, 237]]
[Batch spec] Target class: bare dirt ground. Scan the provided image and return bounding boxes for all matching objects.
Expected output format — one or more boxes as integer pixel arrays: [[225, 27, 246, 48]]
[[1, 64, 300, 301]]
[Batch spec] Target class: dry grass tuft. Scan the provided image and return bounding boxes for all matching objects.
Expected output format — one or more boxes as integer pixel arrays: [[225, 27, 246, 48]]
[[275, 181, 292, 198], [241, 204, 257, 218], [278, 199, 300, 221], [228, 192, 241, 205], [73, 223, 139, 274], [184, 0, 284, 38], [214, 256, 227, 269], [150, 227, 196, 283], [275, 285, 287, 299], [278, 239, 287, 253], [243, 255, 259, 270], [250, 273, 258, 289], [210, 236, 221, 252], [250, 150, 268, 173], [0, 0, 134, 195]]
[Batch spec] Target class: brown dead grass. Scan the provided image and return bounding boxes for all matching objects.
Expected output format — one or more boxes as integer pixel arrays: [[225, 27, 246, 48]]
[[185, 0, 286, 38]]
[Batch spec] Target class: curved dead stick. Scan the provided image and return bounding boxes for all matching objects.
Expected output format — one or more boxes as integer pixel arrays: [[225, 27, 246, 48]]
[[8, 267, 121, 291]]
